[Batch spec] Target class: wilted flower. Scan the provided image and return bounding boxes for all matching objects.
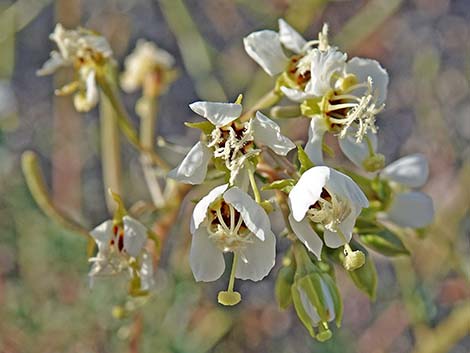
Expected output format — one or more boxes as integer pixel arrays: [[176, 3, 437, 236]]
[[168, 100, 295, 185], [190, 184, 276, 284], [288, 166, 369, 266], [380, 154, 434, 228], [89, 216, 154, 292], [37, 24, 113, 112], [120, 39, 176, 95]]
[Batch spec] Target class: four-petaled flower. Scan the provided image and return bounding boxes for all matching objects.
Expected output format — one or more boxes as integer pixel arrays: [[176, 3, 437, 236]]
[[190, 184, 276, 282], [380, 154, 434, 228], [168, 101, 295, 185], [89, 216, 154, 291], [37, 24, 113, 112], [288, 166, 369, 259]]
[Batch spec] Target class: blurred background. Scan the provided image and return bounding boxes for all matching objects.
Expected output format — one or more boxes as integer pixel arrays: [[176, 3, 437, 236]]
[[0, 0, 469, 352]]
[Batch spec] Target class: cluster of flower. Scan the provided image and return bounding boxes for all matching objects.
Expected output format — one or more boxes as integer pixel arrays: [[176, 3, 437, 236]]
[[36, 20, 434, 341]]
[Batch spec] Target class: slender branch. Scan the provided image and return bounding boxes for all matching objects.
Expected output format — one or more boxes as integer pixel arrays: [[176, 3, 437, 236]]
[[21, 150, 90, 239]]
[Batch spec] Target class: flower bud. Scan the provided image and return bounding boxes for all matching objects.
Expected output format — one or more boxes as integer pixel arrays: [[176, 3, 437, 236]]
[[363, 153, 385, 172]]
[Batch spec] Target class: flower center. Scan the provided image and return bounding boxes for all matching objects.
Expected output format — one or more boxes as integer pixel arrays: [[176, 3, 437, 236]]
[[206, 200, 253, 252], [307, 189, 351, 232], [324, 76, 384, 142]]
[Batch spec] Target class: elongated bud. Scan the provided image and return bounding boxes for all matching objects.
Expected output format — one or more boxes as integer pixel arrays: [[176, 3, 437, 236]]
[[275, 265, 295, 309]]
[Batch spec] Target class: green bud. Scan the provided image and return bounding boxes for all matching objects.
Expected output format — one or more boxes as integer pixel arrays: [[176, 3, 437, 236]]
[[359, 230, 410, 257], [363, 153, 385, 172], [217, 291, 241, 306], [275, 266, 295, 309]]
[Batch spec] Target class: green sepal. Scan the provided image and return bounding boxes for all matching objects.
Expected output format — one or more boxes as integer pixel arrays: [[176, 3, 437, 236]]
[[275, 266, 295, 309], [297, 144, 314, 174], [359, 230, 410, 257], [184, 121, 215, 135], [291, 283, 316, 337], [262, 179, 295, 193], [346, 243, 378, 300], [300, 98, 322, 117], [321, 273, 343, 328], [109, 189, 127, 224], [275, 72, 299, 94]]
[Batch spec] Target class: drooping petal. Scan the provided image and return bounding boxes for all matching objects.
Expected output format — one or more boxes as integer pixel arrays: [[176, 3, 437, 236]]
[[123, 216, 148, 258], [235, 230, 276, 281], [85, 70, 99, 108], [189, 101, 242, 127], [243, 30, 288, 76], [280, 86, 313, 102], [278, 19, 307, 54], [326, 168, 369, 208], [381, 154, 429, 188], [387, 191, 434, 228], [90, 220, 114, 253], [346, 57, 389, 105], [168, 141, 211, 185], [288, 166, 330, 222], [288, 214, 323, 260], [190, 184, 229, 233], [223, 187, 273, 241], [252, 111, 295, 156], [339, 131, 378, 169], [190, 227, 225, 282], [37, 51, 67, 76], [305, 117, 327, 165]]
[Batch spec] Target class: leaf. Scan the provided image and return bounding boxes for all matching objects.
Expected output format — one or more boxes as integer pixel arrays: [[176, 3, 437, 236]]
[[185, 121, 214, 134], [347, 246, 377, 300], [359, 230, 410, 257], [262, 179, 295, 193]]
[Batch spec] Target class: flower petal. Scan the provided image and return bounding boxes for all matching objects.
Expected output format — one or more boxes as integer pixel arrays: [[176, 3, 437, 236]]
[[243, 30, 288, 76], [123, 216, 148, 258], [288, 214, 323, 260], [90, 220, 113, 253], [235, 230, 276, 281], [189, 101, 242, 127], [280, 86, 313, 102], [139, 250, 155, 291], [37, 51, 67, 76], [387, 191, 434, 228], [190, 227, 225, 282], [305, 117, 327, 165], [252, 111, 295, 156], [339, 131, 377, 169], [381, 154, 429, 188], [223, 187, 272, 241], [323, 204, 360, 248], [168, 141, 211, 185], [278, 19, 306, 54], [85, 70, 99, 108], [306, 48, 347, 97], [346, 57, 389, 105], [288, 166, 330, 222], [326, 168, 369, 208], [191, 184, 229, 233]]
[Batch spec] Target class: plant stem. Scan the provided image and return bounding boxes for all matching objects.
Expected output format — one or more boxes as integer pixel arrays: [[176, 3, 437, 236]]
[[228, 253, 239, 292], [247, 164, 261, 203]]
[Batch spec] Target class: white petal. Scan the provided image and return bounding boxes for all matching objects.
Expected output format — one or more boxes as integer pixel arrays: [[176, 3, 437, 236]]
[[299, 286, 321, 325], [381, 154, 429, 188], [278, 19, 306, 54], [189, 101, 242, 127], [190, 227, 225, 282], [288, 214, 323, 260], [168, 142, 211, 185], [387, 191, 434, 228], [323, 204, 360, 248], [139, 251, 155, 291], [243, 30, 288, 76], [346, 57, 389, 105], [123, 216, 148, 258], [191, 184, 229, 233], [252, 111, 295, 156], [235, 230, 276, 281], [305, 117, 327, 165], [307, 48, 347, 97], [90, 220, 113, 253], [37, 51, 67, 76], [280, 86, 312, 102], [223, 187, 272, 241], [288, 166, 330, 222], [85, 70, 99, 108], [339, 131, 378, 169], [326, 168, 369, 208]]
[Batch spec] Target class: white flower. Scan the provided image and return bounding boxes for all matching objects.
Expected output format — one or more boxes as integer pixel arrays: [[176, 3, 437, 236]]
[[189, 184, 276, 282], [168, 101, 295, 185], [89, 216, 153, 290], [381, 154, 434, 228], [37, 24, 112, 112], [120, 39, 175, 93], [288, 166, 369, 258]]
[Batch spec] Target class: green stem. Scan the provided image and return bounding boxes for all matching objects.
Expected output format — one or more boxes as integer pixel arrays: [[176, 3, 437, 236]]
[[365, 135, 375, 157], [228, 253, 239, 292], [247, 164, 261, 203], [21, 151, 90, 239]]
